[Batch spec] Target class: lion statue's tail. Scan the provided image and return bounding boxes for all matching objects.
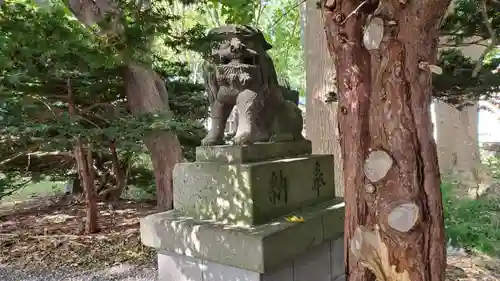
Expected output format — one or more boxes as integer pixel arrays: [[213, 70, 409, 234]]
[[278, 77, 300, 106]]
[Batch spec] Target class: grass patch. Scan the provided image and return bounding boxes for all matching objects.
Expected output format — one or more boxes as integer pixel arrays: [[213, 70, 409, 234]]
[[1, 181, 64, 203], [443, 182, 500, 255], [122, 185, 156, 201], [1, 180, 154, 203]]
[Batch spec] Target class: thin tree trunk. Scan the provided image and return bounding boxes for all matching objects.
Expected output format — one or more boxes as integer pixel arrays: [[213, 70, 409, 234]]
[[99, 140, 127, 202], [67, 79, 99, 233], [79, 143, 99, 233], [72, 174, 83, 195], [321, 1, 449, 281]]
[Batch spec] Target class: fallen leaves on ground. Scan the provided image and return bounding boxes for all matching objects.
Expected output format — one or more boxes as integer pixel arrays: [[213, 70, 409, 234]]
[[0, 199, 157, 270], [1, 197, 500, 281], [446, 251, 500, 281]]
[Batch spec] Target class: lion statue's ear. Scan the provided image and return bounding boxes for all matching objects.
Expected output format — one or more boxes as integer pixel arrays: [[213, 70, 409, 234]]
[[254, 29, 273, 50]]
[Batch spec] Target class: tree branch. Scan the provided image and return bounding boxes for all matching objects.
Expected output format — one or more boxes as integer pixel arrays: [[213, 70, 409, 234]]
[[439, 42, 490, 48], [439, 37, 490, 48], [254, 0, 266, 26], [0, 145, 40, 167], [340, 0, 368, 25], [472, 0, 498, 78], [32, 96, 57, 116], [270, 0, 306, 29], [0, 180, 31, 199], [82, 102, 117, 112]]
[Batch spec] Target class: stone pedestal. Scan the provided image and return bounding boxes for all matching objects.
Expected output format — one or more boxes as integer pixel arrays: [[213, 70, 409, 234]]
[[140, 140, 345, 281]]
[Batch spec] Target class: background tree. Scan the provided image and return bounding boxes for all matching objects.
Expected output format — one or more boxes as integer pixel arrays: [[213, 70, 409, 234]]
[[302, 0, 344, 196], [0, 0, 208, 225], [0, 0, 310, 228], [64, 0, 208, 211], [153, 0, 306, 94], [258, 0, 305, 95], [433, 0, 500, 198]]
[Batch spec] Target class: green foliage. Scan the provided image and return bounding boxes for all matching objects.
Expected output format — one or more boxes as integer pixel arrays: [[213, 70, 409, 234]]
[[175, 0, 305, 96], [441, 0, 500, 43], [0, 0, 208, 198], [0, 174, 28, 199], [435, 0, 500, 106], [259, 0, 305, 95], [484, 155, 500, 181], [442, 182, 500, 255], [433, 49, 500, 107], [201, 0, 259, 25]]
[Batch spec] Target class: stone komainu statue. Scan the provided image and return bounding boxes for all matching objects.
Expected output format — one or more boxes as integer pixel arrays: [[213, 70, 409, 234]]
[[200, 24, 304, 146]]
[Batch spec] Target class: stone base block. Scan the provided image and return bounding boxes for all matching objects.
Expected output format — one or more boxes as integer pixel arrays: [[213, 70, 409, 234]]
[[157, 237, 345, 281], [173, 154, 335, 225], [196, 140, 312, 164], [141, 199, 344, 273]]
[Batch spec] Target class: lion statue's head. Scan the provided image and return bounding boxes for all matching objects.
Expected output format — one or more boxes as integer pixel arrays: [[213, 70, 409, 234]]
[[200, 25, 279, 91]]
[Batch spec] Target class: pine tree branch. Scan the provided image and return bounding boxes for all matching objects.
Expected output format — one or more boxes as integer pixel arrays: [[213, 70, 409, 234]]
[[0, 151, 71, 168], [0, 180, 31, 199], [0, 145, 40, 167], [472, 0, 498, 78], [439, 37, 490, 48]]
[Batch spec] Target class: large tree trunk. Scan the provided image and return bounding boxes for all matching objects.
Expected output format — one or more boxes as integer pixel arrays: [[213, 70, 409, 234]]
[[435, 39, 494, 198], [303, 0, 344, 197], [435, 101, 492, 198], [321, 1, 449, 281], [123, 63, 183, 211]]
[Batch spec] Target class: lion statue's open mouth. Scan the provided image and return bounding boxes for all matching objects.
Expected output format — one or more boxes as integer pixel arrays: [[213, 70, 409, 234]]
[[208, 36, 263, 85], [214, 46, 260, 85], [215, 63, 258, 85], [220, 56, 254, 66]]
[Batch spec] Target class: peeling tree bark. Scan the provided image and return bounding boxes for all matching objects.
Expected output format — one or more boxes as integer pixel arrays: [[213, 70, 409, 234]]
[[321, 1, 449, 281]]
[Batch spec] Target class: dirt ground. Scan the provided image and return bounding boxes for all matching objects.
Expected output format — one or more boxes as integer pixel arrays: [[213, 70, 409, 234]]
[[1, 198, 500, 280], [0, 199, 157, 270], [447, 252, 500, 281]]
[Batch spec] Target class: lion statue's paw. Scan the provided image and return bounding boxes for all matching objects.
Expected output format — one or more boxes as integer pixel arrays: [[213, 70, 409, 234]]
[[232, 131, 253, 146], [201, 136, 225, 146]]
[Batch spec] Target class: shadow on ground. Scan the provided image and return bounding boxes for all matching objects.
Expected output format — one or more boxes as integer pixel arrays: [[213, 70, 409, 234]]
[[0, 199, 157, 270]]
